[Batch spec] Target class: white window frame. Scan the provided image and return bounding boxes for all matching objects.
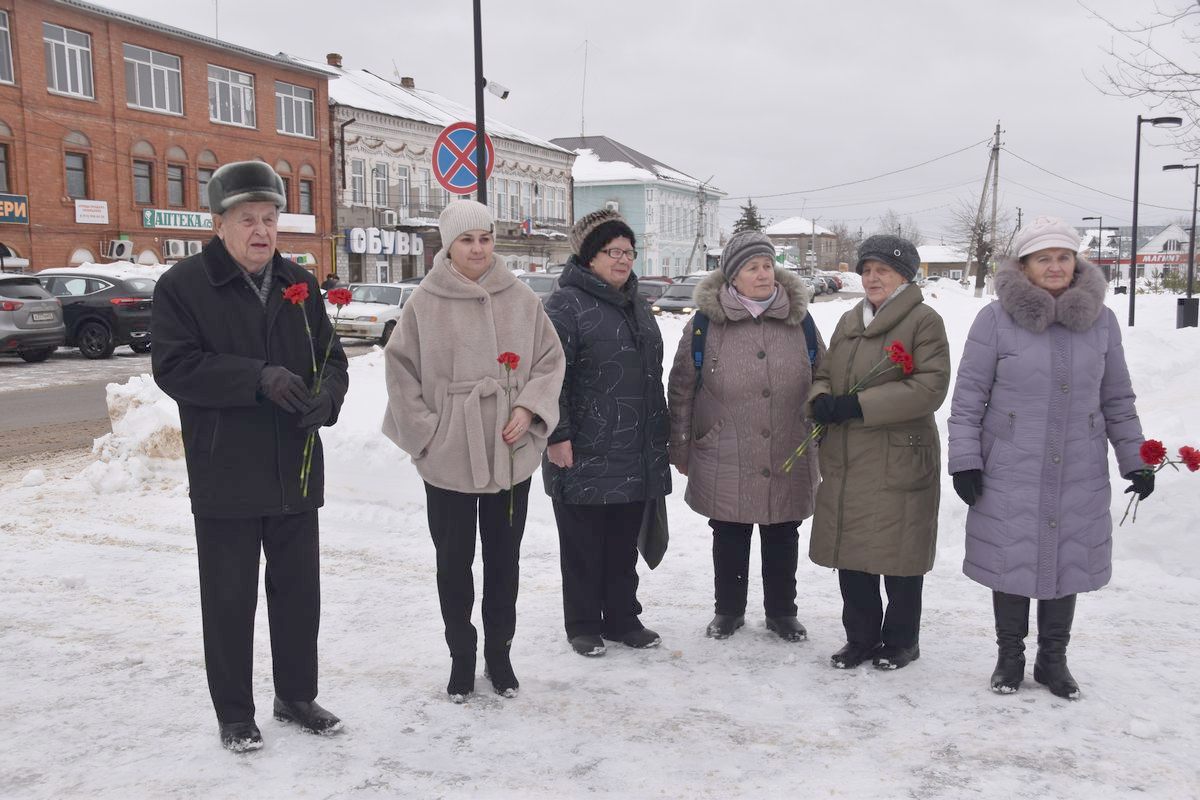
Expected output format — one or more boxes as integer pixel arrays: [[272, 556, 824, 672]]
[[124, 44, 182, 115], [0, 12, 14, 85], [350, 159, 366, 205], [275, 81, 314, 138], [373, 163, 388, 207], [396, 166, 410, 214], [43, 22, 94, 99], [208, 65, 256, 128], [417, 168, 431, 210], [299, 179, 313, 215], [495, 178, 507, 221]]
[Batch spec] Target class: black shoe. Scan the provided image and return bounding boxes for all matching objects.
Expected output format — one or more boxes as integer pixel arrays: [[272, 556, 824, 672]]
[[1033, 657, 1080, 699], [447, 653, 476, 702], [706, 614, 745, 640], [614, 627, 661, 649], [219, 720, 263, 753], [272, 698, 343, 735], [569, 634, 606, 657], [991, 654, 1026, 694], [765, 616, 808, 642], [872, 643, 920, 670], [830, 641, 880, 669], [991, 591, 1030, 694], [484, 648, 519, 698], [1034, 594, 1080, 699]]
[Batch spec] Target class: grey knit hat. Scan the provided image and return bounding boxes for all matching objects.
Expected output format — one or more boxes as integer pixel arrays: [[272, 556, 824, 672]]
[[439, 199, 494, 245], [856, 234, 920, 282], [1013, 216, 1080, 258], [208, 161, 286, 213], [721, 230, 776, 282]]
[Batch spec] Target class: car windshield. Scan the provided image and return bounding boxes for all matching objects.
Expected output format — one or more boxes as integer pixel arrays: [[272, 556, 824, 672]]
[[521, 275, 558, 290], [638, 283, 667, 299], [661, 285, 695, 299], [351, 285, 402, 305], [0, 277, 53, 299]]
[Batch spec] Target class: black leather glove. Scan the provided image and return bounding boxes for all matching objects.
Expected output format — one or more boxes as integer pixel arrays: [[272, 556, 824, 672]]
[[1124, 470, 1155, 501], [952, 469, 983, 506], [259, 365, 309, 413], [813, 394, 862, 425], [297, 388, 334, 433]]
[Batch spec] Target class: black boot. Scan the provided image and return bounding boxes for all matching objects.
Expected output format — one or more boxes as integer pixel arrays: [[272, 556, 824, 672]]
[[447, 652, 476, 703], [484, 644, 519, 698], [990, 591, 1030, 694], [705, 614, 745, 639], [273, 697, 343, 734], [830, 641, 880, 669], [765, 616, 808, 642], [1034, 595, 1081, 700], [218, 720, 263, 753]]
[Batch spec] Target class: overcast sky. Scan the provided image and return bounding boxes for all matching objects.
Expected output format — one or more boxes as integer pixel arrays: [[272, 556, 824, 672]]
[[93, 0, 1200, 242]]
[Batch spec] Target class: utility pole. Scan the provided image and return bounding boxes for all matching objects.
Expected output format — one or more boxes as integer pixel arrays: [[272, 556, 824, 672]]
[[987, 122, 1002, 296], [969, 124, 1000, 298], [579, 41, 588, 139], [686, 182, 709, 272], [472, 0, 487, 205], [1016, 207, 1022, 230]]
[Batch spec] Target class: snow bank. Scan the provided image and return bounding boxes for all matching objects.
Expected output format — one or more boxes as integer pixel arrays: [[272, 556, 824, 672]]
[[83, 374, 185, 494]]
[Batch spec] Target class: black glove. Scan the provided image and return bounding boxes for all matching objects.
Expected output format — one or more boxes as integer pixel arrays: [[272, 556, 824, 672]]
[[1124, 470, 1155, 501], [812, 394, 862, 425], [259, 365, 309, 413], [297, 388, 334, 433], [952, 469, 983, 506]]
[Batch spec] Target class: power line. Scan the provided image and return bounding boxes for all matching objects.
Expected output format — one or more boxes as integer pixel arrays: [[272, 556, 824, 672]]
[[1002, 146, 1190, 213]]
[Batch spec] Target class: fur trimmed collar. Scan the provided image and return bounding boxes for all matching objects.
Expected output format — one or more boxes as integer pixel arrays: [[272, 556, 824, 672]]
[[693, 268, 811, 326], [994, 257, 1106, 333]]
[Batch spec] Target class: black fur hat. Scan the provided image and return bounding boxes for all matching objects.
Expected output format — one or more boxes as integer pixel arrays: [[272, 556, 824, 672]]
[[208, 161, 287, 214]]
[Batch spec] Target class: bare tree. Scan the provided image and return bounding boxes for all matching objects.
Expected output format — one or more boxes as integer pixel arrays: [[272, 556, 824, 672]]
[[1087, 1, 1200, 152], [950, 198, 1014, 278], [827, 222, 860, 266], [872, 209, 925, 245]]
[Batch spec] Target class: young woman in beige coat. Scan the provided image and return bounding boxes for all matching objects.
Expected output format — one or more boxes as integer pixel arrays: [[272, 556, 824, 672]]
[[382, 201, 565, 702], [808, 235, 950, 671]]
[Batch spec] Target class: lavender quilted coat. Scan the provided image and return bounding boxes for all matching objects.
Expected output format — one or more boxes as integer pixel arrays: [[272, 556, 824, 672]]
[[947, 259, 1145, 599]]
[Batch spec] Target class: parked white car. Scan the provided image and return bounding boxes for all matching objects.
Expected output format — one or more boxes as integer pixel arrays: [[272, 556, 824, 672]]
[[326, 283, 416, 345]]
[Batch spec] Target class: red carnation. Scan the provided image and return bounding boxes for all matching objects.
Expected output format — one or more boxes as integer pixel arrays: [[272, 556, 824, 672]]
[[1140, 439, 1167, 467], [1179, 445, 1200, 473], [283, 283, 309, 305], [498, 351, 520, 371], [886, 340, 914, 374], [327, 287, 353, 307]]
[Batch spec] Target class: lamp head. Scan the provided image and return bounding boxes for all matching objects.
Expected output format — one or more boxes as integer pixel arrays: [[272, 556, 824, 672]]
[[1149, 116, 1184, 128]]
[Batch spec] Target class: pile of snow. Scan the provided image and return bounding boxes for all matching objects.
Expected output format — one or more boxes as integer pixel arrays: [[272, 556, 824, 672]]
[[83, 375, 185, 494], [63, 261, 172, 281]]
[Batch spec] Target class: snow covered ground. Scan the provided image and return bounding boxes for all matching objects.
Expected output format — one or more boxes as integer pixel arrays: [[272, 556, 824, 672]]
[[2, 289, 1199, 799]]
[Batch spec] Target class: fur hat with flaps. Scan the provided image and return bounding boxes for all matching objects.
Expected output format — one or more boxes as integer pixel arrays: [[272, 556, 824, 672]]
[[571, 209, 636, 266], [208, 161, 287, 214]]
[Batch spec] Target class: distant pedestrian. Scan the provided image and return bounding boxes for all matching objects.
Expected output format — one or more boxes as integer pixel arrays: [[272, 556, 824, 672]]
[[666, 229, 824, 643], [948, 216, 1149, 699], [321, 273, 340, 292], [543, 209, 671, 657], [152, 161, 348, 752], [808, 234, 950, 671]]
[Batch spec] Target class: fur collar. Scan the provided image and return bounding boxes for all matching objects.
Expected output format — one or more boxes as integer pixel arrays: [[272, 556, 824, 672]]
[[693, 268, 811, 326], [995, 257, 1106, 333]]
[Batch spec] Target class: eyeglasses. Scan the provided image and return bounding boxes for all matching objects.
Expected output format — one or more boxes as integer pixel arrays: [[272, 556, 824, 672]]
[[603, 248, 638, 261]]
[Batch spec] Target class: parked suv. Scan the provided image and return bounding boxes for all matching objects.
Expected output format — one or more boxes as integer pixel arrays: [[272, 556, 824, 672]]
[[517, 272, 560, 303], [37, 267, 155, 358], [328, 282, 416, 345], [0, 274, 66, 362]]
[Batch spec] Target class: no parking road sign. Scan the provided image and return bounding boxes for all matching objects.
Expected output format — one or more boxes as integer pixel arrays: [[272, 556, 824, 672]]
[[432, 122, 495, 195]]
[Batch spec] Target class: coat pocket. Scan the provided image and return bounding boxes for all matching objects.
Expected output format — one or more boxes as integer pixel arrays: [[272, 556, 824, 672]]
[[883, 429, 937, 490]]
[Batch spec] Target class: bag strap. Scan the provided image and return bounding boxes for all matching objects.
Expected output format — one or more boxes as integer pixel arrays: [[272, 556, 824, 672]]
[[802, 313, 819, 366], [691, 312, 710, 389]]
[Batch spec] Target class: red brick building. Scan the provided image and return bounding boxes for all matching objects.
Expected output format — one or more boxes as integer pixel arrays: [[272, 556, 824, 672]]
[[0, 0, 332, 273]]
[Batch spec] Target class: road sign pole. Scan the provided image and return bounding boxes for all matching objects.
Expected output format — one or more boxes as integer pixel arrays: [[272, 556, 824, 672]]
[[473, 0, 487, 206]]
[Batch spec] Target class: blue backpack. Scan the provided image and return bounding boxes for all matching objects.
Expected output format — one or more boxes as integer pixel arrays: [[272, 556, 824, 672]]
[[691, 312, 819, 389]]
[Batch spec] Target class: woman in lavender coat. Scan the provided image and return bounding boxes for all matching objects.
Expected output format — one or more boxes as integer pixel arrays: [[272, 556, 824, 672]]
[[947, 216, 1150, 700]]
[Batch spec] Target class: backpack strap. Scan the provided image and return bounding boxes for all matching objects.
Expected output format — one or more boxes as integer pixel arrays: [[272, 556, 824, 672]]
[[691, 312, 710, 388], [802, 313, 819, 366]]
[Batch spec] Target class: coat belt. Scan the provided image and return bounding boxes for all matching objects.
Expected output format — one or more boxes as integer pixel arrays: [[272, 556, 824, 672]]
[[447, 377, 516, 490]]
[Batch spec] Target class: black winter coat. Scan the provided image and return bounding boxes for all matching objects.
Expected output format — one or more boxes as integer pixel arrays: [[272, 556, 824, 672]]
[[541, 257, 671, 504], [151, 237, 349, 518]]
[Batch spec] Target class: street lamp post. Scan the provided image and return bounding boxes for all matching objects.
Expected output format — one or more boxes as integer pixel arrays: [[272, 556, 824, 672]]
[[1082, 215, 1104, 276], [1163, 163, 1199, 326], [1129, 114, 1183, 326]]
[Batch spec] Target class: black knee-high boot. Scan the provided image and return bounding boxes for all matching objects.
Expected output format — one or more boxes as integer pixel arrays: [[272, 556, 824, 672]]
[[991, 591, 1030, 693], [1034, 594, 1080, 700]]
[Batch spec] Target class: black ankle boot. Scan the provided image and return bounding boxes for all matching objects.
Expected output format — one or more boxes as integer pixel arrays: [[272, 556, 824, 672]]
[[447, 652, 476, 702], [484, 645, 519, 698], [1034, 595, 1081, 700], [990, 591, 1030, 694]]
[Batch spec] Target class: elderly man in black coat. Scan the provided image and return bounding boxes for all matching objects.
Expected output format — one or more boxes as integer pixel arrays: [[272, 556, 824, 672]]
[[152, 161, 349, 752]]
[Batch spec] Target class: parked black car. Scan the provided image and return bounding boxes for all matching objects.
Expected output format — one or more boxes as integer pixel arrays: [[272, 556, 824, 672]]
[[651, 283, 699, 315], [637, 280, 669, 303], [37, 268, 155, 358], [0, 274, 66, 362]]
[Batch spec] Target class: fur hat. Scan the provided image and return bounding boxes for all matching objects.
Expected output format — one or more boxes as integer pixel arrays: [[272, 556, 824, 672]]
[[571, 209, 636, 266], [1013, 216, 1080, 259], [208, 161, 287, 213], [856, 234, 920, 282], [439, 199, 494, 245], [720, 230, 776, 282]]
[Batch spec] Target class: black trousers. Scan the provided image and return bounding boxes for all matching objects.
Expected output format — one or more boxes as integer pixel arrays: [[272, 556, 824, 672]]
[[194, 511, 320, 724], [553, 500, 645, 639], [710, 519, 800, 618], [424, 479, 530, 657], [838, 569, 923, 649]]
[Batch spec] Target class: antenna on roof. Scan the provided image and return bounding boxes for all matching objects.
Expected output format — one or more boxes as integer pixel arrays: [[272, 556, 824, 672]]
[[579, 40, 588, 139], [392, 60, 402, 83]]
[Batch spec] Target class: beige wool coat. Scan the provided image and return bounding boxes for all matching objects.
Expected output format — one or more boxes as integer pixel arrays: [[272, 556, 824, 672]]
[[807, 283, 950, 575], [667, 269, 825, 525], [382, 251, 566, 493]]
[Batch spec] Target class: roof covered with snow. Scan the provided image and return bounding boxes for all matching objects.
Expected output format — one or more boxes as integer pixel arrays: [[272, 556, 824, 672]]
[[764, 217, 834, 237], [287, 58, 571, 155], [918, 245, 968, 264], [551, 135, 722, 193]]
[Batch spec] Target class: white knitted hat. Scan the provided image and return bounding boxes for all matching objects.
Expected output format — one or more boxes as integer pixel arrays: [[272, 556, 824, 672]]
[[439, 199, 494, 244], [1013, 216, 1080, 258]]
